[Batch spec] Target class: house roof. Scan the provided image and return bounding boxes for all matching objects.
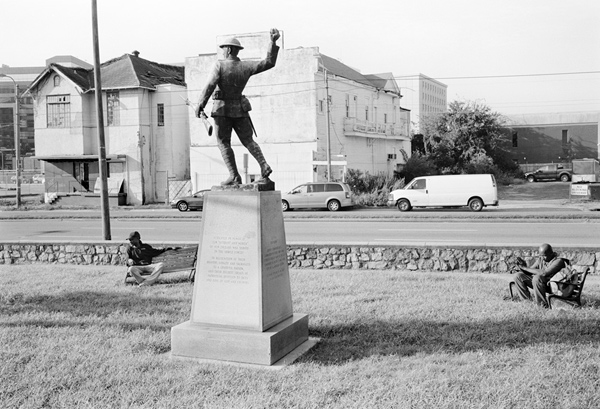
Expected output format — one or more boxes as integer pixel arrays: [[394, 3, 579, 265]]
[[26, 53, 185, 94], [100, 53, 185, 90], [365, 72, 402, 95], [319, 54, 401, 95], [54, 65, 95, 90]]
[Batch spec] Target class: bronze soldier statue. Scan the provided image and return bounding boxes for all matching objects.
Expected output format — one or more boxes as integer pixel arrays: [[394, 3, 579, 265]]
[[196, 28, 281, 185]]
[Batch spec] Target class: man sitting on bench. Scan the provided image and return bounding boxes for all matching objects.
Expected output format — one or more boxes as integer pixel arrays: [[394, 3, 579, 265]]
[[126, 231, 172, 287], [513, 243, 566, 308]]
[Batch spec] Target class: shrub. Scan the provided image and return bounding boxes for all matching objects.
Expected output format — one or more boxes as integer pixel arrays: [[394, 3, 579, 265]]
[[345, 169, 405, 207], [398, 154, 438, 183]]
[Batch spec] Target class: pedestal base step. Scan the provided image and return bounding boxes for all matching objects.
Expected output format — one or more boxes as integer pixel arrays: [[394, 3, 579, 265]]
[[171, 313, 308, 366]]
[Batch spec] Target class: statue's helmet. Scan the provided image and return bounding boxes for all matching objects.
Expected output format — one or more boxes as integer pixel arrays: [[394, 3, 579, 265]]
[[219, 37, 244, 50]]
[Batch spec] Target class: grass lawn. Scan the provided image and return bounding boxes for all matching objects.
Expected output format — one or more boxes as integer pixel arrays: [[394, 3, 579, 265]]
[[1, 265, 600, 408]]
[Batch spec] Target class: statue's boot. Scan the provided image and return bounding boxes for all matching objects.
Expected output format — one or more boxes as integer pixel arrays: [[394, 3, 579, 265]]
[[247, 142, 272, 181], [220, 146, 242, 185], [221, 174, 242, 186]]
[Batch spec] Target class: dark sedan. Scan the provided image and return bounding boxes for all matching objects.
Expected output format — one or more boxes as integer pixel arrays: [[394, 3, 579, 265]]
[[170, 190, 210, 211]]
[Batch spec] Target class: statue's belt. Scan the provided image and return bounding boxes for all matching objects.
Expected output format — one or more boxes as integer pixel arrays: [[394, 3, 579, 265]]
[[213, 92, 244, 101]]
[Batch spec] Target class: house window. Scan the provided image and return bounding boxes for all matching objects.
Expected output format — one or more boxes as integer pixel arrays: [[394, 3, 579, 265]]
[[512, 131, 518, 148], [365, 105, 369, 121], [384, 113, 388, 124], [46, 95, 70, 128], [107, 91, 120, 126], [157, 103, 165, 126], [53, 76, 61, 87], [318, 99, 325, 114]]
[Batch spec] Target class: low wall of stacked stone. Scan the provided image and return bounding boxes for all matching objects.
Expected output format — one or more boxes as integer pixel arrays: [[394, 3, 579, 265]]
[[0, 241, 597, 274]]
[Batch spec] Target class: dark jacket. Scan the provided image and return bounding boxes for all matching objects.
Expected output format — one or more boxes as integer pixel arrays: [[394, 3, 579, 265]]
[[127, 242, 165, 266]]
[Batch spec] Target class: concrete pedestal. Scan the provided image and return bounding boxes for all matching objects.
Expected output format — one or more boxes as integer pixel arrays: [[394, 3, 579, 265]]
[[171, 189, 310, 366]]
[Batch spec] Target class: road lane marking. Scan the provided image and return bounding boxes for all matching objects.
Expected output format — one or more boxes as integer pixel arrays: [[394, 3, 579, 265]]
[[378, 229, 478, 232], [30, 235, 105, 239], [374, 239, 471, 242]]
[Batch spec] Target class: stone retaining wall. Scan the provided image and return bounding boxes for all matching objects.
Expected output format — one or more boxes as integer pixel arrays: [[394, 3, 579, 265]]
[[1, 242, 598, 274]]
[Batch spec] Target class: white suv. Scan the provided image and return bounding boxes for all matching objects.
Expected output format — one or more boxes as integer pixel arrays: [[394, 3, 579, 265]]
[[281, 182, 354, 212]]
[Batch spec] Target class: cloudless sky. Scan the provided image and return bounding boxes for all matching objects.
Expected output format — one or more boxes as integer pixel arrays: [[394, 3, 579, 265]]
[[1, 0, 598, 115]]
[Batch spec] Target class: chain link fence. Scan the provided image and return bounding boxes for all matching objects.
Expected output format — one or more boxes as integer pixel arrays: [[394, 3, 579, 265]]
[[167, 180, 192, 202]]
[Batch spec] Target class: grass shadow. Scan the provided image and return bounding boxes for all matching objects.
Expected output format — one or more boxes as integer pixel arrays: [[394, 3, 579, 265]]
[[304, 314, 600, 365], [0, 290, 189, 331]]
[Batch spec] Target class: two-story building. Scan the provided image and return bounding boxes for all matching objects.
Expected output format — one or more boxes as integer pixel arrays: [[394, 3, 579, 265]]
[[185, 32, 411, 193], [26, 52, 189, 205]]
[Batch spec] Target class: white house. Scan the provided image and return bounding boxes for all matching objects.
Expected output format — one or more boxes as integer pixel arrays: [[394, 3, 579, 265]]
[[26, 52, 189, 205], [185, 32, 411, 193]]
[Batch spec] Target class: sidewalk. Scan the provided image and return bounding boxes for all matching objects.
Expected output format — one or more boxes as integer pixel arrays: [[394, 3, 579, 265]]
[[1, 199, 599, 220]]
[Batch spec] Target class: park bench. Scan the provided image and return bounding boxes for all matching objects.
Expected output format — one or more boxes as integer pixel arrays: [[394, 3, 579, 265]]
[[124, 245, 198, 285], [508, 267, 590, 309]]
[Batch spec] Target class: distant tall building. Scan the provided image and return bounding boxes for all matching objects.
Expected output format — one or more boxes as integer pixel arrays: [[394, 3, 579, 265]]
[[0, 65, 43, 169], [397, 73, 447, 132]]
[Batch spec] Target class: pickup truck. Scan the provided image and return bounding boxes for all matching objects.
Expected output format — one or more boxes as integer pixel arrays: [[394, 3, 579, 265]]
[[524, 164, 572, 182]]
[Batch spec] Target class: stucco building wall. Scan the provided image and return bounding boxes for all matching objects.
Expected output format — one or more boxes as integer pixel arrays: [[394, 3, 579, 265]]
[[502, 112, 600, 165]]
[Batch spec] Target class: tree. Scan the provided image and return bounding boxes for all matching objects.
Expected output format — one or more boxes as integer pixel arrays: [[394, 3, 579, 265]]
[[398, 153, 437, 183], [420, 101, 507, 173]]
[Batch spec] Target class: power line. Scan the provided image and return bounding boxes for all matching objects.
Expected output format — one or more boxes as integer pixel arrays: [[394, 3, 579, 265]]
[[394, 71, 600, 81], [9, 69, 599, 124]]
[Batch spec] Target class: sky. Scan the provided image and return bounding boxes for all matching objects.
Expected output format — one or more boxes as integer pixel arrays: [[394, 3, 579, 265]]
[[1, 0, 599, 116]]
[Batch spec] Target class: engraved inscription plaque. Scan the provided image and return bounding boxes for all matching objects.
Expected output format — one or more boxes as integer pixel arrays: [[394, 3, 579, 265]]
[[190, 190, 292, 331]]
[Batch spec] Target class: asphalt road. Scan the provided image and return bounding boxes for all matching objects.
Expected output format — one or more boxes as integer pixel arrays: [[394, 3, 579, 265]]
[[2, 217, 599, 247]]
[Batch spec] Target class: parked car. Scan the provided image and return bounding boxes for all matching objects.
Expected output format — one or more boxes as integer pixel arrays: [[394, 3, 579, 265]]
[[387, 174, 499, 212], [281, 182, 354, 212], [524, 164, 572, 182], [170, 189, 210, 212]]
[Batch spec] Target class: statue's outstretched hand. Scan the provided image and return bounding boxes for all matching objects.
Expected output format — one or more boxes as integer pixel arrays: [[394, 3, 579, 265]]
[[270, 28, 280, 42]]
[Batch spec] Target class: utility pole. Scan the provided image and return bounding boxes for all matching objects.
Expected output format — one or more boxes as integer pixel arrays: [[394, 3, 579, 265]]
[[324, 68, 332, 182], [14, 84, 20, 207], [91, 0, 111, 240]]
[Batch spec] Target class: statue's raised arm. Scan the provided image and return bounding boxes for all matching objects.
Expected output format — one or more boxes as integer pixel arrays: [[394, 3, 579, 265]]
[[270, 28, 280, 43]]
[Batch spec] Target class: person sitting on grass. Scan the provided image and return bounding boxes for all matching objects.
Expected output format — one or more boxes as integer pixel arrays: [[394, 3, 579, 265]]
[[513, 243, 566, 308], [126, 231, 172, 287]]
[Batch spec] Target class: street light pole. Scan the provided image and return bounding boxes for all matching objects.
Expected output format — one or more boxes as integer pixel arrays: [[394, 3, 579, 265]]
[[0, 74, 21, 207]]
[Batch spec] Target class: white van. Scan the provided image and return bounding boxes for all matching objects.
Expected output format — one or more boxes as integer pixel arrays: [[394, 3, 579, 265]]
[[387, 174, 499, 212]]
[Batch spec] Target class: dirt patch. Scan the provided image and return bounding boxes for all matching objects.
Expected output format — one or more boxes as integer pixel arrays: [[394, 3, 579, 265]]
[[498, 181, 572, 201]]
